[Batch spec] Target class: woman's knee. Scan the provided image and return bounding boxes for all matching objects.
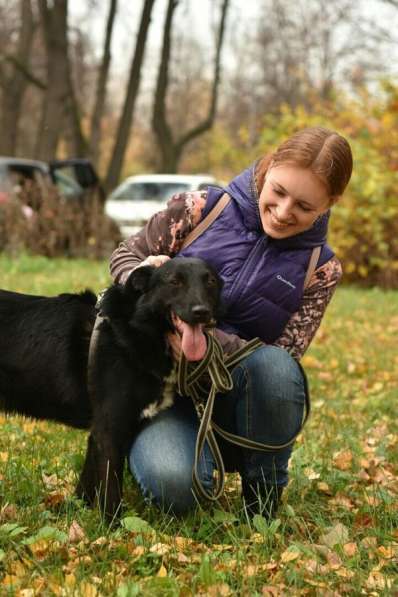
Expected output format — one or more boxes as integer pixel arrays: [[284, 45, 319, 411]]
[[236, 345, 306, 442], [130, 451, 197, 514], [128, 408, 214, 515]]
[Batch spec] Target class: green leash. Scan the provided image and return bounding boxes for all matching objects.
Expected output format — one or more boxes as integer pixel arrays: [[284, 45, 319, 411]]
[[177, 332, 311, 502]]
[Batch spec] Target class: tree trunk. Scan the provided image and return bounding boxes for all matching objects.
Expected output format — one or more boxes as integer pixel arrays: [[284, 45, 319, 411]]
[[35, 0, 87, 160], [0, 0, 35, 155], [89, 0, 118, 167], [152, 0, 230, 173], [104, 0, 156, 193]]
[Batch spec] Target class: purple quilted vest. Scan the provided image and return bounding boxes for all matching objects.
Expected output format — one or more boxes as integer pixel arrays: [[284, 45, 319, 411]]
[[178, 164, 334, 343]]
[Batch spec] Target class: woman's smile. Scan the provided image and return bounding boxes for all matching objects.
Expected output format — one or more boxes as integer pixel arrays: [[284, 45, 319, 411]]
[[259, 165, 332, 239], [268, 209, 293, 230]]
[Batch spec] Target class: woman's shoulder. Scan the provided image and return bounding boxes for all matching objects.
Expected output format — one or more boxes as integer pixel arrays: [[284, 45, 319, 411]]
[[166, 190, 208, 229]]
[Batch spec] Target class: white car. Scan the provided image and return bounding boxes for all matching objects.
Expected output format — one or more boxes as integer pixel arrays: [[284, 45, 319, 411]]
[[105, 173, 219, 238]]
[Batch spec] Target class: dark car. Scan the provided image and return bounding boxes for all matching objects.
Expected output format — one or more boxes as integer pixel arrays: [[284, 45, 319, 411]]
[[0, 157, 102, 205]]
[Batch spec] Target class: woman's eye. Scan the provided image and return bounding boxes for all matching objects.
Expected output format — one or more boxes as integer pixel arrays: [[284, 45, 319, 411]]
[[299, 204, 312, 212], [207, 277, 216, 286], [274, 188, 285, 197]]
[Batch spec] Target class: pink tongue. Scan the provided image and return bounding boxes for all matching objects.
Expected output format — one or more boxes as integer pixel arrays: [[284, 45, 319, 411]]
[[178, 320, 207, 361]]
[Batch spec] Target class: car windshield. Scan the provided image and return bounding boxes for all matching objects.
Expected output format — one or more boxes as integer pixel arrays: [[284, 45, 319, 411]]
[[110, 182, 192, 202]]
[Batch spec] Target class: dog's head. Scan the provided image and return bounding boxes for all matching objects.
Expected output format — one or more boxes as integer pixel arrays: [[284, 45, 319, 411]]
[[117, 257, 223, 361]]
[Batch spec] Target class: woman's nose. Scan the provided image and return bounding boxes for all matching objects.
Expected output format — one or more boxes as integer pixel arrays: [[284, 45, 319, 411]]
[[276, 200, 293, 221]]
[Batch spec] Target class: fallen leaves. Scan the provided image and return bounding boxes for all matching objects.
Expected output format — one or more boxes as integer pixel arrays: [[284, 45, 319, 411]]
[[332, 449, 353, 471], [319, 523, 350, 548]]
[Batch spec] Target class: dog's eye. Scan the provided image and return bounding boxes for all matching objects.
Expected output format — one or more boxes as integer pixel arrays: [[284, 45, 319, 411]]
[[169, 277, 182, 286]]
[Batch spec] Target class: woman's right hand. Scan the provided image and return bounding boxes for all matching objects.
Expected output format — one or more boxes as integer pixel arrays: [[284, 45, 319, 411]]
[[138, 255, 171, 268]]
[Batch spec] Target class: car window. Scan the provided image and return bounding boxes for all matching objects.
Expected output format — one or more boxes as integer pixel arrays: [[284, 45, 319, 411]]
[[110, 182, 192, 202], [53, 171, 83, 197]]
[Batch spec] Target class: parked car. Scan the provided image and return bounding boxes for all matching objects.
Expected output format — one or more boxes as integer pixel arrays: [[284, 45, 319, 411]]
[[0, 157, 102, 206], [105, 173, 221, 238]]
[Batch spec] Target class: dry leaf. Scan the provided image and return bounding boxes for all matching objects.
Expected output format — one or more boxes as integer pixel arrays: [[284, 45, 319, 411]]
[[365, 570, 392, 590], [326, 551, 342, 569], [343, 542, 358, 557], [261, 586, 283, 597], [44, 491, 66, 508], [206, 583, 232, 596], [150, 542, 171, 555], [332, 449, 353, 471], [304, 467, 320, 480], [376, 545, 395, 559], [361, 536, 378, 548], [280, 548, 301, 563], [79, 581, 99, 596], [317, 481, 332, 495], [41, 472, 60, 488], [1, 575, 20, 587], [319, 523, 349, 548], [0, 503, 17, 521], [68, 520, 86, 543]]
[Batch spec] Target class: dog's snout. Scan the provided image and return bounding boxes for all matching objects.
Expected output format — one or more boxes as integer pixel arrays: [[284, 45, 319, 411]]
[[191, 304, 211, 321]]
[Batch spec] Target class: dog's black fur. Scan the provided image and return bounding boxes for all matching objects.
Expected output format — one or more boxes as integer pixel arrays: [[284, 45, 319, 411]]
[[0, 257, 222, 519]]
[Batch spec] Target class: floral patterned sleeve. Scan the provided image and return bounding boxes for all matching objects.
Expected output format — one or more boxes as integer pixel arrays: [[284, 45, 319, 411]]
[[274, 256, 342, 360], [110, 191, 207, 284]]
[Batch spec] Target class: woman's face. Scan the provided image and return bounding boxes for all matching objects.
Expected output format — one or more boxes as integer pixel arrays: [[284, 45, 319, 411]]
[[259, 165, 332, 239]]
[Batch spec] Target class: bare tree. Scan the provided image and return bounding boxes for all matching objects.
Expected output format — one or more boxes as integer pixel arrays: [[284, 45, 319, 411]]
[[89, 0, 118, 167], [36, 0, 86, 160], [105, 0, 156, 193], [152, 0, 230, 173], [0, 0, 36, 155]]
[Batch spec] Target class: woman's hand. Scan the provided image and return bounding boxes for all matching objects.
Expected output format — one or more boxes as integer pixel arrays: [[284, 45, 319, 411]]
[[139, 255, 171, 268]]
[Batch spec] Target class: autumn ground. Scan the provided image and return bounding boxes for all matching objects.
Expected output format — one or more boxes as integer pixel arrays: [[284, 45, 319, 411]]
[[0, 255, 397, 596]]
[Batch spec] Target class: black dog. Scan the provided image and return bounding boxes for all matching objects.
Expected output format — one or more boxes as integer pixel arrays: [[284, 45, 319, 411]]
[[0, 258, 222, 519]]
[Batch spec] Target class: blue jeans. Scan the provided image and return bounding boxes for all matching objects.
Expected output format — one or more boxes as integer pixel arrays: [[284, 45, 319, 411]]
[[129, 346, 307, 514]]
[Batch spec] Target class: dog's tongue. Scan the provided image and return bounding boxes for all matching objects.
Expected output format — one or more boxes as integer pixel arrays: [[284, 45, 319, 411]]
[[172, 315, 207, 361]]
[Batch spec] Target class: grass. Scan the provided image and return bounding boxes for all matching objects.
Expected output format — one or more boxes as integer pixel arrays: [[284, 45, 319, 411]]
[[0, 254, 397, 596]]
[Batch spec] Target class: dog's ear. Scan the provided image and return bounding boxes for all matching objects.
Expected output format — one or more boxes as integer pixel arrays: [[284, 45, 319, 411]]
[[126, 265, 154, 295], [99, 284, 129, 319]]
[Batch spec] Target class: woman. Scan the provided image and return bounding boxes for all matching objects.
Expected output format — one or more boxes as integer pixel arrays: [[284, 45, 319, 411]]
[[110, 126, 353, 518]]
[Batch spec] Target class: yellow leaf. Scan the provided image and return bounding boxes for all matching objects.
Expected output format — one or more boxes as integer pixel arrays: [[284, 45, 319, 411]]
[[0, 452, 8, 462], [280, 548, 300, 563], [79, 582, 99, 597], [301, 355, 322, 369], [157, 564, 168, 578], [1, 574, 20, 587], [376, 545, 395, 559], [65, 574, 76, 587], [317, 481, 332, 494]]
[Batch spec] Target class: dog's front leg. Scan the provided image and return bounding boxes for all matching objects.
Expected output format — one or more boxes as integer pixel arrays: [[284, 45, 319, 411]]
[[76, 427, 124, 521]]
